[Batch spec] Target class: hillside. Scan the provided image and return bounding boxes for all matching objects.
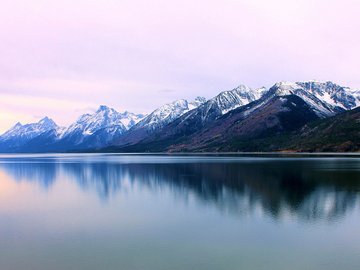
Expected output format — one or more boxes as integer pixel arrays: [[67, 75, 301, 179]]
[[186, 107, 360, 152]]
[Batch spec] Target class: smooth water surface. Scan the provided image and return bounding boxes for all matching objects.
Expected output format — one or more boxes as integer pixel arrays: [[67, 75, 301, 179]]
[[0, 154, 360, 270]]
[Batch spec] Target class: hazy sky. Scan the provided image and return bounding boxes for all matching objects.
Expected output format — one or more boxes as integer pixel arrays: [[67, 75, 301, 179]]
[[0, 0, 359, 133]]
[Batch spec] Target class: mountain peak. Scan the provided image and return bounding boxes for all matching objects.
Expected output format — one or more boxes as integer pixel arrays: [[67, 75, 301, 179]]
[[64, 106, 126, 138], [97, 105, 112, 113], [13, 122, 22, 128], [38, 116, 55, 124], [131, 97, 205, 132], [194, 96, 207, 103], [234, 84, 252, 92], [210, 84, 263, 114], [267, 80, 360, 116], [270, 81, 299, 96], [121, 110, 131, 116], [172, 99, 188, 106], [188, 96, 207, 111], [0, 117, 59, 143]]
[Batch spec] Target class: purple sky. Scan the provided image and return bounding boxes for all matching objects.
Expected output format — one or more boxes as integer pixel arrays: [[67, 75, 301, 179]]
[[0, 0, 359, 133]]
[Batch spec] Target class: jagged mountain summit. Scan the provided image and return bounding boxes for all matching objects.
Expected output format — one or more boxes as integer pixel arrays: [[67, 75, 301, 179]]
[[271, 81, 360, 117], [109, 81, 360, 152], [188, 96, 207, 110], [112, 97, 207, 146], [132, 97, 207, 132], [0, 117, 59, 141], [181, 85, 267, 124], [117, 111, 145, 130], [0, 117, 62, 152], [61, 105, 127, 141], [0, 106, 145, 152], [175, 81, 359, 151], [166, 93, 321, 152], [0, 80, 359, 153], [57, 105, 137, 149], [128, 85, 268, 143], [210, 84, 267, 114]]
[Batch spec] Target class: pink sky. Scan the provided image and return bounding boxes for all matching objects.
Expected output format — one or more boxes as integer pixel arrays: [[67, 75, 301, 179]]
[[0, 0, 359, 133]]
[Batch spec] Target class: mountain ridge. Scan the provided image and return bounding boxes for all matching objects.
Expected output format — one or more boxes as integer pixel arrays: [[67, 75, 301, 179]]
[[1, 80, 359, 153], [108, 80, 359, 151]]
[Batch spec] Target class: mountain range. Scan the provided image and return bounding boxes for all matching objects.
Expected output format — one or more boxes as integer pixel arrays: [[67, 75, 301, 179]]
[[1, 80, 359, 153]]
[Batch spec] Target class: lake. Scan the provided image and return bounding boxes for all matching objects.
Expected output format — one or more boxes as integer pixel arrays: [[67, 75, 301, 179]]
[[0, 154, 359, 270]]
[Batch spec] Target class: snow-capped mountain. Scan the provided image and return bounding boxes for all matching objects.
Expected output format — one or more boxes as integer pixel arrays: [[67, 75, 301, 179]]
[[117, 111, 145, 130], [154, 85, 267, 137], [209, 85, 266, 115], [111, 97, 207, 147], [0, 105, 145, 152], [111, 85, 268, 149], [58, 105, 128, 148], [175, 80, 360, 151], [269, 81, 360, 117], [0, 117, 62, 152], [61, 106, 144, 141], [188, 96, 207, 110], [110, 80, 360, 152], [1, 80, 359, 153], [132, 97, 207, 132], [0, 117, 59, 141]]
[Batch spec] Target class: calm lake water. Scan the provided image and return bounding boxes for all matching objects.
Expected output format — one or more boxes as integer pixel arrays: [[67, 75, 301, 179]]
[[0, 154, 360, 270]]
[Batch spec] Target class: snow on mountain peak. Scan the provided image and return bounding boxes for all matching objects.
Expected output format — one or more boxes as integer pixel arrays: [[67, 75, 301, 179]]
[[194, 96, 207, 103], [189, 96, 207, 110], [212, 85, 264, 114], [0, 117, 59, 141], [55, 105, 144, 148], [96, 105, 119, 115], [255, 86, 268, 96], [296, 81, 360, 109], [1, 80, 359, 152], [117, 111, 145, 130], [169, 85, 267, 129], [38, 116, 57, 128], [136, 99, 188, 128], [60, 106, 128, 145], [11, 122, 22, 130], [97, 105, 110, 111], [92, 106, 145, 130], [267, 80, 360, 117], [272, 81, 300, 96], [134, 97, 206, 131]]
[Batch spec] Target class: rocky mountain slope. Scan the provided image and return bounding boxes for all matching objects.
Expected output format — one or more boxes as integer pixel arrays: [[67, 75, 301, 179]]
[[1, 80, 359, 153], [107, 81, 360, 152], [202, 106, 360, 152]]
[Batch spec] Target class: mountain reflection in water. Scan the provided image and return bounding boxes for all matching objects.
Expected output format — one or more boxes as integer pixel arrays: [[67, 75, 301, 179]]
[[1, 155, 359, 222]]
